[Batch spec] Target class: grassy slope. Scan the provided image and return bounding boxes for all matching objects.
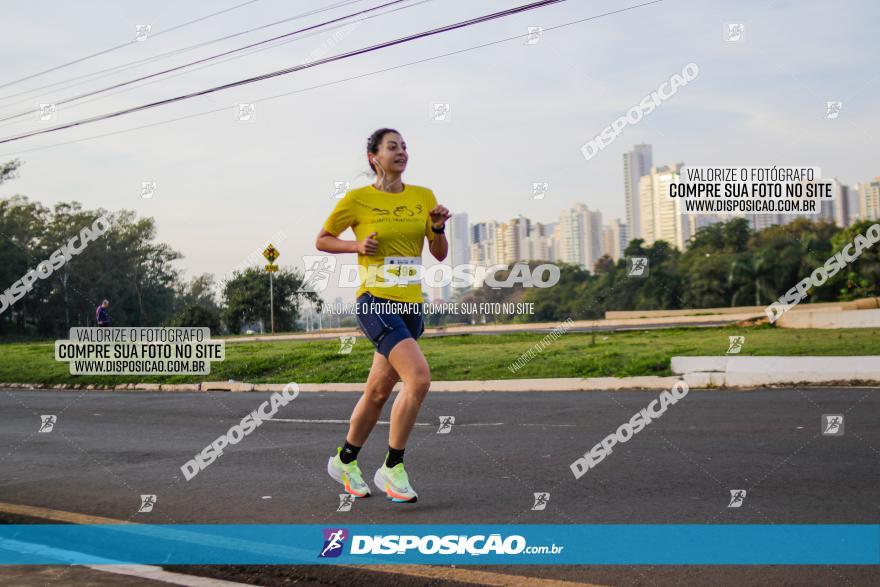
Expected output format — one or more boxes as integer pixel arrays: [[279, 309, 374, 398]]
[[1, 325, 878, 385]]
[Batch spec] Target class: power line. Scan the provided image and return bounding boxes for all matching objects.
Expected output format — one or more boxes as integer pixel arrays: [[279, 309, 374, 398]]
[[0, 0, 266, 91], [0, 0, 371, 107], [0, 0, 414, 125], [0, 0, 575, 145], [0, 0, 431, 132], [0, 0, 664, 156]]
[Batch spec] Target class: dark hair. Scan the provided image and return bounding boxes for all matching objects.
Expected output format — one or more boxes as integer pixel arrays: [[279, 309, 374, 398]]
[[366, 127, 400, 174]]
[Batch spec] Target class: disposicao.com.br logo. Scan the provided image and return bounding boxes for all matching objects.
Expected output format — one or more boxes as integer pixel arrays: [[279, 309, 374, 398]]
[[319, 528, 564, 557]]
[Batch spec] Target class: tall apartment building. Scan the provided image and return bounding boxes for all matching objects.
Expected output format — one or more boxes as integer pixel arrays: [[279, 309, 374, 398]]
[[431, 212, 471, 301], [524, 222, 555, 262], [623, 144, 653, 241], [601, 218, 628, 261], [557, 203, 603, 269], [449, 212, 470, 266], [859, 177, 880, 220], [749, 178, 856, 230], [470, 220, 498, 267], [825, 178, 854, 227], [749, 213, 785, 231], [496, 216, 530, 264], [639, 163, 698, 250]]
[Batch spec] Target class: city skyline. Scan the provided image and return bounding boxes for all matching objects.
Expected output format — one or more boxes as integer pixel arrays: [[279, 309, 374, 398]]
[[418, 143, 878, 301], [1, 0, 877, 292]]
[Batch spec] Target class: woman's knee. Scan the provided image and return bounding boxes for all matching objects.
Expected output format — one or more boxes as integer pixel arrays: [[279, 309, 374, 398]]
[[405, 364, 431, 397], [388, 339, 431, 397], [364, 382, 393, 406]]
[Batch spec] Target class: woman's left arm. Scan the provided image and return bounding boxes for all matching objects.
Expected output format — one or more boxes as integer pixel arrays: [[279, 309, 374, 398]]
[[428, 204, 452, 261]]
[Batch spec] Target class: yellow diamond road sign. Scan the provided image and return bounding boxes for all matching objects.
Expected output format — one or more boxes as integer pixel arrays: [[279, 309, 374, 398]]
[[262, 244, 279, 263]]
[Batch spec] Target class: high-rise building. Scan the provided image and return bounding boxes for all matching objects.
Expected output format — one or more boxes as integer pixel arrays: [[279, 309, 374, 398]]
[[823, 178, 853, 227], [746, 179, 852, 230], [471, 222, 493, 247], [639, 163, 697, 250], [470, 220, 498, 268], [623, 144, 653, 241], [749, 213, 785, 231], [602, 219, 628, 261], [524, 222, 554, 262], [601, 227, 614, 261], [433, 212, 471, 301], [449, 213, 470, 266], [558, 203, 603, 269], [497, 216, 530, 264], [858, 177, 880, 220], [544, 221, 557, 262], [844, 183, 860, 224]]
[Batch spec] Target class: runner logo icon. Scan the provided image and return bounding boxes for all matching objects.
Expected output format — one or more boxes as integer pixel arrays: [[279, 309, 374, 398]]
[[728, 489, 746, 508], [38, 415, 57, 433], [138, 494, 156, 513], [822, 414, 844, 436], [319, 528, 348, 558], [437, 416, 455, 434], [337, 494, 354, 512], [531, 492, 550, 510], [299, 256, 337, 293]]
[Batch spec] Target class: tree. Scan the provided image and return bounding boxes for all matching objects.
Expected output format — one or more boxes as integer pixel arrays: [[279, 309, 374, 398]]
[[0, 195, 50, 334], [593, 255, 615, 275], [221, 267, 319, 333], [168, 304, 221, 332], [166, 274, 222, 332], [727, 251, 776, 306], [0, 193, 183, 336], [831, 220, 880, 300], [0, 159, 21, 185]]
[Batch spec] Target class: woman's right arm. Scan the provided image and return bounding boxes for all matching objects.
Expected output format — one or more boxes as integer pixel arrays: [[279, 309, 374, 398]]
[[315, 229, 378, 255]]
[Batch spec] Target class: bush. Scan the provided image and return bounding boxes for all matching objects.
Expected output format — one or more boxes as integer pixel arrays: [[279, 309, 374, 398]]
[[167, 304, 221, 333]]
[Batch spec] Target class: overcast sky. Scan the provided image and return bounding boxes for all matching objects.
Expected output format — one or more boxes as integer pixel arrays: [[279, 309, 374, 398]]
[[1, 0, 877, 302]]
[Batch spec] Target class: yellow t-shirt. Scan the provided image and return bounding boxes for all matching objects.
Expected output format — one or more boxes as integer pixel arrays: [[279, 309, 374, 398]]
[[322, 183, 437, 303]]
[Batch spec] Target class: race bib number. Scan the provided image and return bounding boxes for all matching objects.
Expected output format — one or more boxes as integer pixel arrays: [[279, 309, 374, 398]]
[[382, 256, 421, 286]]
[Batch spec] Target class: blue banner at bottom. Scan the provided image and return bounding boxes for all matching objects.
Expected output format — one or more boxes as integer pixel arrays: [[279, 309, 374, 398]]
[[0, 525, 877, 565]]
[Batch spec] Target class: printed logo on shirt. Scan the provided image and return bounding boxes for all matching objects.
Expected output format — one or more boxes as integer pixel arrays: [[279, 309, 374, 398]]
[[393, 205, 423, 217]]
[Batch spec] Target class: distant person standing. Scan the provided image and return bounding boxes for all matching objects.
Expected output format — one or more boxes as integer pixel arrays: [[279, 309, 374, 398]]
[[96, 300, 110, 327]]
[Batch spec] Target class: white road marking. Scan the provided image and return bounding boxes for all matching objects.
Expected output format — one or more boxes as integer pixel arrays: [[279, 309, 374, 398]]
[[267, 418, 504, 426], [266, 419, 576, 427], [85, 564, 250, 586], [520, 423, 578, 427], [0, 537, 249, 586]]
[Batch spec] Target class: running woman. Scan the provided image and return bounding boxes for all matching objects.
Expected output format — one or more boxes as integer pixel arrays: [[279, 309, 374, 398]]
[[316, 128, 451, 503]]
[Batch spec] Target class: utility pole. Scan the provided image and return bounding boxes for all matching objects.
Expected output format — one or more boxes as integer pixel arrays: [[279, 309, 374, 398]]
[[262, 244, 280, 335]]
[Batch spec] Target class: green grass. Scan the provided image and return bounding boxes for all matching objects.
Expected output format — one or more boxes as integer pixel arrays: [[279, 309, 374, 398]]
[[1, 325, 878, 385]]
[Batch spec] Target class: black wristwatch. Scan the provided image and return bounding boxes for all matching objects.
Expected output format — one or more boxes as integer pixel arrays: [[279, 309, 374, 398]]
[[431, 224, 445, 234]]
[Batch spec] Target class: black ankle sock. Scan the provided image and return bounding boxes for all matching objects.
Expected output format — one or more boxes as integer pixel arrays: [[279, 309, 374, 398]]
[[385, 446, 405, 468], [340, 441, 361, 464]]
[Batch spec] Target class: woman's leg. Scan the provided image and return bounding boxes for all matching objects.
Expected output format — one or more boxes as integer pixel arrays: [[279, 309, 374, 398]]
[[345, 351, 400, 446], [386, 339, 431, 449]]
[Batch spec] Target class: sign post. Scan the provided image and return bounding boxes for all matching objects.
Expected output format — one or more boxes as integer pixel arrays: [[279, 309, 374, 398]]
[[262, 244, 280, 334]]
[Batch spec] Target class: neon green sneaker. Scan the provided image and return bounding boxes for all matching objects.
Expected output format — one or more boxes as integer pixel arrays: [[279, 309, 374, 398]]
[[327, 447, 371, 498], [374, 455, 418, 503]]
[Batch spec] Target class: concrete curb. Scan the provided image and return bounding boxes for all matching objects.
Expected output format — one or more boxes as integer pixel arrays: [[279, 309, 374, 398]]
[[0, 378, 682, 392], [2, 370, 878, 393], [673, 356, 880, 387], [777, 308, 880, 329]]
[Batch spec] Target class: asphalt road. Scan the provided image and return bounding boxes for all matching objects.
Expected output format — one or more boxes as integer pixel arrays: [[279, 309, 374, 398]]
[[1, 387, 878, 586]]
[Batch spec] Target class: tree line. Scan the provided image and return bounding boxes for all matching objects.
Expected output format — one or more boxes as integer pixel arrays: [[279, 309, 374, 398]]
[[0, 161, 318, 338], [457, 217, 879, 323], [3, 158, 876, 335]]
